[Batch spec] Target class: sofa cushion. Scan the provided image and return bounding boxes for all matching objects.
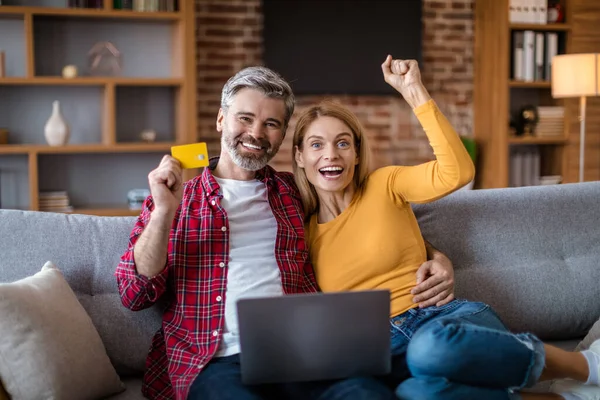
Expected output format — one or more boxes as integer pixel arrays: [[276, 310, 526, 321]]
[[413, 182, 600, 340], [0, 261, 124, 400], [0, 210, 162, 376]]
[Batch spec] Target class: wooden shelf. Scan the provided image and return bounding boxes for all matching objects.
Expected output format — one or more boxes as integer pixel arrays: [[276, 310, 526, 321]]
[[509, 80, 552, 88], [508, 136, 568, 144], [0, 0, 196, 213], [68, 207, 141, 217], [0, 6, 182, 20], [0, 77, 183, 86], [0, 143, 176, 154], [510, 23, 571, 31]]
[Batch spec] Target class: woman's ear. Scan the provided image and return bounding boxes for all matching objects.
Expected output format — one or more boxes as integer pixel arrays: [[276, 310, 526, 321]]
[[294, 145, 305, 168]]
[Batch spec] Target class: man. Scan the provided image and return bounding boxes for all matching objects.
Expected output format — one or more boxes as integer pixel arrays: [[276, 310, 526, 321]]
[[115, 66, 455, 400]]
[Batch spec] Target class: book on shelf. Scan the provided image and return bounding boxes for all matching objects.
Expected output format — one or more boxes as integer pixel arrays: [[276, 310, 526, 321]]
[[39, 191, 73, 213], [117, 0, 176, 11], [509, 0, 549, 24], [535, 106, 564, 137], [512, 30, 558, 82], [510, 145, 541, 187]]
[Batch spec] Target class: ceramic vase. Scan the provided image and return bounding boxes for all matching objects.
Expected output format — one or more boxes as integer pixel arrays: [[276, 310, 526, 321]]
[[44, 100, 70, 146]]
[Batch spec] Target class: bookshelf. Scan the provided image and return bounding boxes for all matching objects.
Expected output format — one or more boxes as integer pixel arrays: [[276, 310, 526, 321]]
[[474, 0, 576, 189], [0, 0, 197, 216]]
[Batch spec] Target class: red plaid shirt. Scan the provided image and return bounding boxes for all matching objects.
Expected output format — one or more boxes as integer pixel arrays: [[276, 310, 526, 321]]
[[115, 163, 319, 400]]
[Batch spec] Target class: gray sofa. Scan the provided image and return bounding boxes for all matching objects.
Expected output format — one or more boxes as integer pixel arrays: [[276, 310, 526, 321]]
[[0, 181, 599, 399]]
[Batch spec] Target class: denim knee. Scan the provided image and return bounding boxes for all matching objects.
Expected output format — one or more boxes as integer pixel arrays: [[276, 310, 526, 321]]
[[406, 320, 460, 377]]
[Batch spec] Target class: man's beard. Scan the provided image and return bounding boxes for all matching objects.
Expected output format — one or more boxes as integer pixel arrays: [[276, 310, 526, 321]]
[[222, 131, 281, 171]]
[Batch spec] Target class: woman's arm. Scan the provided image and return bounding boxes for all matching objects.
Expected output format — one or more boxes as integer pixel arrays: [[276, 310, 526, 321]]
[[379, 56, 475, 204]]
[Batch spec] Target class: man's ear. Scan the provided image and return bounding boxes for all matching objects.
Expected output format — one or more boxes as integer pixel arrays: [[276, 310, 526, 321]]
[[216, 108, 225, 133], [294, 145, 305, 168]]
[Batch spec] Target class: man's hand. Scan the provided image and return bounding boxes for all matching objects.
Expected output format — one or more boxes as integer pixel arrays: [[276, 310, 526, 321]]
[[411, 252, 455, 308], [148, 155, 184, 218], [381, 55, 431, 108]]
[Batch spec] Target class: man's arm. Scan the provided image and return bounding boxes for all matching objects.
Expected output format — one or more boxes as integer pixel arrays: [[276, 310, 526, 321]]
[[133, 211, 172, 278], [411, 240, 455, 308], [115, 197, 172, 311], [115, 155, 184, 311]]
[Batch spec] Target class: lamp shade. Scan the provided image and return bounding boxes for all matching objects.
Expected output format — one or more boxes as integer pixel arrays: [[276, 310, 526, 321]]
[[551, 53, 600, 98]]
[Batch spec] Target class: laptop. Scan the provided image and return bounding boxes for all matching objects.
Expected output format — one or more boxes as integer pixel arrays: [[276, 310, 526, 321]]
[[236, 290, 391, 385]]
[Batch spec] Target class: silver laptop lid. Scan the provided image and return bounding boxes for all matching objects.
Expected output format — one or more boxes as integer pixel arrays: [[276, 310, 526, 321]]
[[237, 290, 391, 384]]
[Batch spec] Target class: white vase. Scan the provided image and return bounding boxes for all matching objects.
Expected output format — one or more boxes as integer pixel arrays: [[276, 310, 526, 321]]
[[44, 100, 70, 146]]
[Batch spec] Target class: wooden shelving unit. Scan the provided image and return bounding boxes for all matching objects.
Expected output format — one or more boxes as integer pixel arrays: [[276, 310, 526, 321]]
[[475, 0, 600, 188], [474, 0, 571, 188], [0, 1, 197, 215]]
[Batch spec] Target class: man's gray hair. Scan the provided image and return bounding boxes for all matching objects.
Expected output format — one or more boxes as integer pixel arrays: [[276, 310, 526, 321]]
[[220, 66, 295, 129]]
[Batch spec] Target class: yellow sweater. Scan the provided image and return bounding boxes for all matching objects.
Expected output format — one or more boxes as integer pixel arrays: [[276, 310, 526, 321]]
[[306, 100, 475, 318]]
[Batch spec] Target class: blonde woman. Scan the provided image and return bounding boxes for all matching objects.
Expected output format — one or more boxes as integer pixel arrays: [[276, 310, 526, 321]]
[[291, 55, 600, 400]]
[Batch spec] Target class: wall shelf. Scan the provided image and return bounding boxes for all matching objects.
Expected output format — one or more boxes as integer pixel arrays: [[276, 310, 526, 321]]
[[508, 136, 568, 145], [509, 23, 571, 31], [0, 143, 176, 154], [0, 77, 183, 86], [67, 207, 142, 217], [0, 0, 197, 216], [0, 6, 182, 21], [509, 81, 552, 88]]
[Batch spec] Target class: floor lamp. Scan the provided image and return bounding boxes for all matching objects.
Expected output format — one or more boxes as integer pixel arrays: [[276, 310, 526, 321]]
[[551, 53, 600, 182]]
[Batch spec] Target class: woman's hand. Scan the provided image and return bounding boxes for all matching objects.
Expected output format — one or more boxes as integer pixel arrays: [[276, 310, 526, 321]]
[[411, 253, 455, 308], [381, 55, 431, 108]]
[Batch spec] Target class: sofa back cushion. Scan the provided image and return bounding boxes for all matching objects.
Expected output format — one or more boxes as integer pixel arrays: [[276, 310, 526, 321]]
[[0, 210, 160, 376], [413, 181, 600, 340]]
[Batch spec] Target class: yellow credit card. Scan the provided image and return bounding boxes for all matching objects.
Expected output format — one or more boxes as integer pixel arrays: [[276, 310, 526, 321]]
[[171, 142, 209, 169]]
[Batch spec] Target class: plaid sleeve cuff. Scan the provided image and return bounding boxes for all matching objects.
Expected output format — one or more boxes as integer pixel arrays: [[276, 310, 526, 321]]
[[133, 266, 169, 302]]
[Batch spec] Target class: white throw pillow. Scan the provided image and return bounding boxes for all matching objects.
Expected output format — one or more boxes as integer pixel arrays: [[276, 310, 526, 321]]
[[576, 318, 600, 351], [0, 261, 124, 400]]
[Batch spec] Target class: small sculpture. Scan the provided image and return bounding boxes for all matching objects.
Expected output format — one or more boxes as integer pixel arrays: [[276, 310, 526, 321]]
[[140, 129, 157, 143], [513, 105, 539, 136], [62, 65, 78, 79], [127, 189, 150, 210], [87, 42, 122, 76]]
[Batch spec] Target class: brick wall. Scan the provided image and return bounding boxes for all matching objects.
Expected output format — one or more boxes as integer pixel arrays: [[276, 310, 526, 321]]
[[196, 0, 474, 171]]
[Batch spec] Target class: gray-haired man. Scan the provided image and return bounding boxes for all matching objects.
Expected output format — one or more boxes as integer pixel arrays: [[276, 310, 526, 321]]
[[115, 66, 397, 400]]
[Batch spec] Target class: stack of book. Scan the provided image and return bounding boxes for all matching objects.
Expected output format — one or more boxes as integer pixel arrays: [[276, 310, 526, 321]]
[[39, 191, 73, 213], [535, 106, 564, 137], [510, 145, 541, 187], [512, 30, 559, 82], [114, 0, 177, 11]]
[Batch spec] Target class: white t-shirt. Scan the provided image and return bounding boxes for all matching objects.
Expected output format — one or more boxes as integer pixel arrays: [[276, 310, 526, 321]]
[[213, 177, 283, 357]]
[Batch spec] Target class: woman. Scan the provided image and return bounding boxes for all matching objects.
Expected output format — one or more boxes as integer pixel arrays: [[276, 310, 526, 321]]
[[291, 55, 600, 400]]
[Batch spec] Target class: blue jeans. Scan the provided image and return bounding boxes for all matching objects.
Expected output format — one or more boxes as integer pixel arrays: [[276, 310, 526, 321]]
[[388, 299, 545, 400], [187, 354, 395, 400]]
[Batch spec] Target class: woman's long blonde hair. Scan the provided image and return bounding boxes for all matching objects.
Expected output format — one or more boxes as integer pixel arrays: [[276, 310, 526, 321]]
[[292, 100, 372, 219]]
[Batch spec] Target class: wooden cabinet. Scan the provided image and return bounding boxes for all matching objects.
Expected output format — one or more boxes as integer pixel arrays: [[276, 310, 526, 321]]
[[474, 0, 600, 189], [0, 0, 196, 215]]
